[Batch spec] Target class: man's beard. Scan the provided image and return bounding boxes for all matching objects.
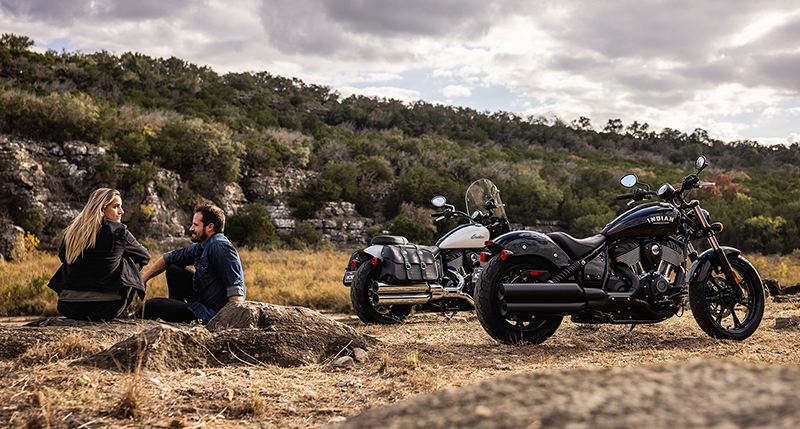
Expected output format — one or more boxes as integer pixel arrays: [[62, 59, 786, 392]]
[[191, 229, 208, 243]]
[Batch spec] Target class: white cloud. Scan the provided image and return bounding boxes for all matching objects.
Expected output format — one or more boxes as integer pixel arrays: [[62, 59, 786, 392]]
[[442, 85, 471, 98]]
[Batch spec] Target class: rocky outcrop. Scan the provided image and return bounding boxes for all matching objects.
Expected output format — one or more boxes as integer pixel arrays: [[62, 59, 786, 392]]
[[1, 301, 378, 372], [0, 135, 378, 250]]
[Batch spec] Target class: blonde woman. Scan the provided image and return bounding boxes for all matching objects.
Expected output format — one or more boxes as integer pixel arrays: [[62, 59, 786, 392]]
[[48, 188, 150, 321]]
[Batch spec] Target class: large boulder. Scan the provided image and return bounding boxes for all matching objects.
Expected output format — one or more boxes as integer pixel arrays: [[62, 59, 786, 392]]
[[0, 224, 25, 261]]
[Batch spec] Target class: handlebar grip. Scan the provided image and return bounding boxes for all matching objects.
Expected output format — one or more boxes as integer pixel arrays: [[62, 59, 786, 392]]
[[616, 193, 634, 200], [430, 212, 442, 217]]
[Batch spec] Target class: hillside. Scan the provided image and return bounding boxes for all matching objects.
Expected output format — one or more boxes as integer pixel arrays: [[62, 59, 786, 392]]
[[2, 33, 800, 257]]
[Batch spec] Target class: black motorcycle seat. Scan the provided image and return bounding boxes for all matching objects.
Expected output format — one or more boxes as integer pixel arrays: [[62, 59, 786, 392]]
[[547, 232, 606, 260], [371, 235, 408, 245]]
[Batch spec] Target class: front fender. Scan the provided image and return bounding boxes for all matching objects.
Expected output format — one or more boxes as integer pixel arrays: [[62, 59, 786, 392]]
[[487, 231, 571, 267], [687, 246, 741, 286]]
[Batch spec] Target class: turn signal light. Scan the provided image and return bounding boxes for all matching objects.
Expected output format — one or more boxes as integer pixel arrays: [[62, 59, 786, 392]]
[[480, 252, 487, 263], [371, 257, 378, 266], [500, 250, 514, 261], [711, 222, 723, 232], [350, 259, 357, 268]]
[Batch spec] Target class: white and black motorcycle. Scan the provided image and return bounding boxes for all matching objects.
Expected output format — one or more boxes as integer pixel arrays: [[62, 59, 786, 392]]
[[343, 179, 511, 324]]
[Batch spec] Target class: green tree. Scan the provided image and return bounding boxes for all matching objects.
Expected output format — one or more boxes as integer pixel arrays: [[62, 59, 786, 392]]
[[0, 33, 34, 50], [226, 203, 277, 248]]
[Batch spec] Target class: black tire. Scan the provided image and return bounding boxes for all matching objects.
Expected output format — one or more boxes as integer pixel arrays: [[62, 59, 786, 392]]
[[350, 262, 412, 325], [689, 254, 764, 340], [474, 255, 563, 345]]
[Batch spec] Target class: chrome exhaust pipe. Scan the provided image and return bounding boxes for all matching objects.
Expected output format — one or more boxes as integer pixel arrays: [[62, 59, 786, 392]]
[[374, 293, 433, 306], [373, 283, 430, 294], [442, 269, 474, 306], [372, 283, 445, 305], [371, 269, 475, 307]]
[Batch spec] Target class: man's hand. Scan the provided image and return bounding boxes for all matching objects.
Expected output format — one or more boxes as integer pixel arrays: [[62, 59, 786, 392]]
[[228, 295, 244, 302]]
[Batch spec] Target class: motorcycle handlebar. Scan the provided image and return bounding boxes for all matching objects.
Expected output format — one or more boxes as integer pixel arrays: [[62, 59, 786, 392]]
[[616, 189, 657, 201]]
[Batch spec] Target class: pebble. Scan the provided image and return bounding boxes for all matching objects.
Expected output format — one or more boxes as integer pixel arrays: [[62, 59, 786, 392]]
[[353, 348, 368, 363], [328, 416, 347, 424], [475, 405, 494, 417], [334, 356, 355, 368]]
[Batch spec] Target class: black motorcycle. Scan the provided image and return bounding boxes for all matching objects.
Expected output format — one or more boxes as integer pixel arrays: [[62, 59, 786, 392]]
[[474, 156, 764, 344]]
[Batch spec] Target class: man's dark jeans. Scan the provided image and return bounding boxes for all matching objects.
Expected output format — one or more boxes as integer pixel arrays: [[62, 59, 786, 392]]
[[137, 265, 198, 323]]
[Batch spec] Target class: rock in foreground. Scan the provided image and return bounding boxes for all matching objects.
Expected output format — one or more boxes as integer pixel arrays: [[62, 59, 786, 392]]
[[338, 358, 800, 429]]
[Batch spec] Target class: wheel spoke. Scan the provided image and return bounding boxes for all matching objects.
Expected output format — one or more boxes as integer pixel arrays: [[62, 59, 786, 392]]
[[728, 303, 742, 329]]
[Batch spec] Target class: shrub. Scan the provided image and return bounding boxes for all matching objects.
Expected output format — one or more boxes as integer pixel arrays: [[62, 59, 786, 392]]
[[226, 203, 277, 248]]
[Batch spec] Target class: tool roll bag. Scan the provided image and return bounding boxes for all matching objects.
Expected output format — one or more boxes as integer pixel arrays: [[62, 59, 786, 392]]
[[381, 244, 441, 282]]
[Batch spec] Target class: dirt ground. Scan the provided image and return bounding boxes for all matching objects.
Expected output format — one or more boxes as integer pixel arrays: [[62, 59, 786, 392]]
[[3, 300, 800, 429]]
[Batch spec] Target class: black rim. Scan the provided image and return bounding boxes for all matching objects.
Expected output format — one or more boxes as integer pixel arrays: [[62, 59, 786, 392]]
[[702, 265, 757, 334], [497, 263, 554, 331]]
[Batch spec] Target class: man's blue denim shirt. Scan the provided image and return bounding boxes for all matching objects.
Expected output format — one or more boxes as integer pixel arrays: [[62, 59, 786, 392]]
[[163, 233, 245, 323]]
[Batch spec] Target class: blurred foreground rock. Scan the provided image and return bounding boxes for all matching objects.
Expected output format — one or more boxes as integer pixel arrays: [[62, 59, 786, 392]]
[[0, 301, 378, 372], [337, 359, 800, 429]]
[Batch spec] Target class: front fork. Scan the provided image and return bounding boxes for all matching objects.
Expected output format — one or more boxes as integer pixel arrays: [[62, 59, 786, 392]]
[[691, 205, 745, 300]]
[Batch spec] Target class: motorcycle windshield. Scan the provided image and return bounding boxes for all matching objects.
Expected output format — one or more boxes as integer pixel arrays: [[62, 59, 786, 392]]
[[465, 179, 507, 221]]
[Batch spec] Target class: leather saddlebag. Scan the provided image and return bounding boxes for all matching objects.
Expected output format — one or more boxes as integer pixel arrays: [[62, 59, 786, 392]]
[[381, 245, 440, 281]]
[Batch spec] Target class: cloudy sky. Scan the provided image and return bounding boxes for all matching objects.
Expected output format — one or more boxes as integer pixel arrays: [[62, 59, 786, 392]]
[[2, 0, 799, 145]]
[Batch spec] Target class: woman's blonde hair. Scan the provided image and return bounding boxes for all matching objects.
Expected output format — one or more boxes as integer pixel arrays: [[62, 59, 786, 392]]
[[64, 188, 121, 264]]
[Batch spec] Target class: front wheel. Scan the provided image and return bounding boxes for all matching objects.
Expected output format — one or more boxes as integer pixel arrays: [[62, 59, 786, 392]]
[[474, 255, 563, 345], [350, 262, 412, 325], [689, 254, 764, 340]]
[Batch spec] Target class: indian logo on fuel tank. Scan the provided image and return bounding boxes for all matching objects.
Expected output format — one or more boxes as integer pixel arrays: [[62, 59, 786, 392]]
[[647, 214, 676, 225]]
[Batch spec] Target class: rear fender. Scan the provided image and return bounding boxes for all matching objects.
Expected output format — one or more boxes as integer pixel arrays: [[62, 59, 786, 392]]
[[686, 246, 741, 286], [343, 245, 385, 286], [487, 231, 571, 267]]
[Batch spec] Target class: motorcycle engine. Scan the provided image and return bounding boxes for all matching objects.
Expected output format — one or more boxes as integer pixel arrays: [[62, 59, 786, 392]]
[[610, 238, 685, 305], [442, 250, 479, 296]]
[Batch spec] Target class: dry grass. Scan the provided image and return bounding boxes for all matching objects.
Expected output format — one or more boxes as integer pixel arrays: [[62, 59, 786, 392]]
[[18, 332, 103, 366], [135, 249, 351, 314], [5, 250, 800, 320], [2, 300, 800, 428], [0, 251, 60, 317], [747, 252, 800, 288]]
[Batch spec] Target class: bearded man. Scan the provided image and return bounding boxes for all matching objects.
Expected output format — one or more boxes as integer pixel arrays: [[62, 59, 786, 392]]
[[138, 204, 246, 323]]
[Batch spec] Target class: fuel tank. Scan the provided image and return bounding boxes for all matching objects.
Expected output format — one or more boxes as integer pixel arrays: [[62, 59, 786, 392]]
[[601, 202, 680, 238], [436, 224, 490, 249]]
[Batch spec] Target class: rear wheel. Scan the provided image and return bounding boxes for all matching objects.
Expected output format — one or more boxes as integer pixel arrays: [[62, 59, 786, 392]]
[[350, 262, 412, 324], [474, 255, 562, 345], [689, 255, 764, 340]]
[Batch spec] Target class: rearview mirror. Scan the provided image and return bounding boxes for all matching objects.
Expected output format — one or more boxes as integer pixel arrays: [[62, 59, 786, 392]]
[[695, 156, 707, 172], [431, 196, 447, 207], [620, 174, 638, 188]]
